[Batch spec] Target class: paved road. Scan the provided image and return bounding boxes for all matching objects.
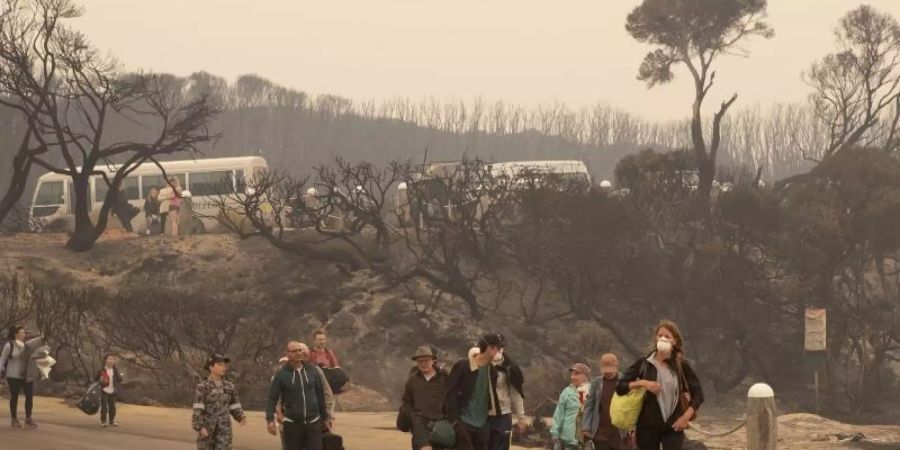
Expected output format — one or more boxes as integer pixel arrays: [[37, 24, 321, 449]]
[[0, 396, 487, 450]]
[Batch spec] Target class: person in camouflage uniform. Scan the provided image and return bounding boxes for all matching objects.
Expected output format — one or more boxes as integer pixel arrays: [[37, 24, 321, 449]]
[[192, 354, 247, 450]]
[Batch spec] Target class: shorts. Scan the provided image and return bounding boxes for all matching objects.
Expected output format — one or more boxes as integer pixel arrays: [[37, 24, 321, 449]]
[[411, 415, 436, 450]]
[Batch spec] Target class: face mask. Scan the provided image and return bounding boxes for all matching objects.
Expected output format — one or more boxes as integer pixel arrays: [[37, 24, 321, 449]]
[[656, 338, 673, 354], [492, 350, 504, 363]]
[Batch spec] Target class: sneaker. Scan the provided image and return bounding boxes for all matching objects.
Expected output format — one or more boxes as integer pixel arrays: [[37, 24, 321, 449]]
[[101, 422, 108, 427], [24, 418, 36, 428], [111, 422, 119, 427], [11, 418, 21, 428]]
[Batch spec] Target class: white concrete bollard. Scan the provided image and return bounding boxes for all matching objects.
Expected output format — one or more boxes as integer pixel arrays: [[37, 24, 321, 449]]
[[747, 383, 777, 450]]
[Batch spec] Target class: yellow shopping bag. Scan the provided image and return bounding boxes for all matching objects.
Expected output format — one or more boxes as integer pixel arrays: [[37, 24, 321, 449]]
[[610, 387, 646, 431]]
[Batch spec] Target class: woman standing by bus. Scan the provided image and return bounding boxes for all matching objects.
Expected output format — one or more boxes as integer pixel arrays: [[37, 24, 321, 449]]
[[158, 177, 183, 237], [617, 320, 703, 450], [143, 187, 161, 235]]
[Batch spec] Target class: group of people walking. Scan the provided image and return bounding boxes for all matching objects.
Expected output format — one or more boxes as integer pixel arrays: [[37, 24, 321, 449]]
[[1, 320, 701, 450], [192, 331, 343, 450], [398, 320, 703, 450]]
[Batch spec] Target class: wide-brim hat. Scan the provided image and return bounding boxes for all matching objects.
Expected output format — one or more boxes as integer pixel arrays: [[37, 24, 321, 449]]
[[411, 345, 437, 361]]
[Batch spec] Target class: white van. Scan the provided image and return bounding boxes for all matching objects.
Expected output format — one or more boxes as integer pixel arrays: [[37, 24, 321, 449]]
[[29, 156, 269, 233]]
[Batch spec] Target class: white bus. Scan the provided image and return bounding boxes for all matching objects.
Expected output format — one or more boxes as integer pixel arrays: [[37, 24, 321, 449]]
[[486, 160, 592, 186], [397, 159, 592, 224], [29, 156, 269, 233]]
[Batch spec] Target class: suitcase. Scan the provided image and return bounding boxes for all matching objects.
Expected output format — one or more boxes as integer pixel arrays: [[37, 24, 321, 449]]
[[323, 431, 344, 450], [77, 382, 102, 415]]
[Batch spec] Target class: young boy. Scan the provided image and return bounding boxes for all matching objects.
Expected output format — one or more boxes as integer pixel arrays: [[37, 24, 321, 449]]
[[98, 354, 124, 427]]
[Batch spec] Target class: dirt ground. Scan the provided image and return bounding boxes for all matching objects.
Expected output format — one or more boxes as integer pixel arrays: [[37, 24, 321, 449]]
[[1, 396, 898, 450], [0, 396, 529, 450], [684, 408, 900, 449]]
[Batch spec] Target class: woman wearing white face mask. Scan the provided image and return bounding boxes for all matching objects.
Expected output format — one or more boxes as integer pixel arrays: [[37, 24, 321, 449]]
[[616, 320, 703, 450]]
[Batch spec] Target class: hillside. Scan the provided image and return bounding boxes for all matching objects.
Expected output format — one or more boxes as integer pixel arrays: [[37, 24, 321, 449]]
[[1, 232, 900, 449], [0, 231, 508, 408]]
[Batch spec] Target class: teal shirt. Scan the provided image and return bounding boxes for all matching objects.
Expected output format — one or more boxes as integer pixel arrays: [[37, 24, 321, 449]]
[[551, 384, 585, 447], [461, 365, 490, 428]]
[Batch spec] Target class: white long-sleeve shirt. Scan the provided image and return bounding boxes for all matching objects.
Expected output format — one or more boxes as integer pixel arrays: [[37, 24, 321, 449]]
[[489, 367, 526, 422]]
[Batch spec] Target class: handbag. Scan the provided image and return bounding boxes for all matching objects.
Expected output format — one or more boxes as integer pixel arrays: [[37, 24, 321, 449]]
[[676, 358, 698, 421], [609, 359, 649, 431], [610, 387, 646, 431]]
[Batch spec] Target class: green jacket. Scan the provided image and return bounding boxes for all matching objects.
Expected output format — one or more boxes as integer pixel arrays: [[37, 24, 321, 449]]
[[266, 362, 329, 424], [550, 384, 588, 447]]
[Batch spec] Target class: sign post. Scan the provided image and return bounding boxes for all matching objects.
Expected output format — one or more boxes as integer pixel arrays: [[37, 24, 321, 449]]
[[805, 308, 827, 414]]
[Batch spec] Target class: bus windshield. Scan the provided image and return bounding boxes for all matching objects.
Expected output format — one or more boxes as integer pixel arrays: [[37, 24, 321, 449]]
[[35, 181, 64, 205]]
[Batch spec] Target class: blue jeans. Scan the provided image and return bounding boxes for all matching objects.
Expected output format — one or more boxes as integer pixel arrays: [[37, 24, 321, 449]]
[[488, 414, 513, 450]]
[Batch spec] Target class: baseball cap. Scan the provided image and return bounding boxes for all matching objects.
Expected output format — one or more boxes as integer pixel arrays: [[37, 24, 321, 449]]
[[204, 354, 230, 370], [569, 362, 592, 376], [480, 333, 506, 349]]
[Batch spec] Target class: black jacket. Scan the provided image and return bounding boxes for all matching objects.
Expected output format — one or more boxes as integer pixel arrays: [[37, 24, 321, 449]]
[[112, 191, 134, 219], [490, 355, 524, 399], [266, 362, 329, 424], [444, 358, 488, 423], [616, 353, 703, 430], [97, 367, 124, 394], [143, 198, 160, 215]]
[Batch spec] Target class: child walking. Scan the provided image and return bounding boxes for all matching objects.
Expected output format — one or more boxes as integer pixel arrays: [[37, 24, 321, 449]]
[[98, 354, 124, 427]]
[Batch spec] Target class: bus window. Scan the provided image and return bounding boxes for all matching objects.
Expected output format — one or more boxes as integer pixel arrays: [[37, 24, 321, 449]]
[[142, 173, 186, 197], [189, 171, 234, 196], [95, 176, 139, 203]]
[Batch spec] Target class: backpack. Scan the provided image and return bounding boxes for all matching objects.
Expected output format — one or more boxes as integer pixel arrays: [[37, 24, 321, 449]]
[[322, 367, 349, 393]]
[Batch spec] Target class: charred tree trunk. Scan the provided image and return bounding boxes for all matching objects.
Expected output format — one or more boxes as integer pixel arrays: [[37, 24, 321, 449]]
[[0, 151, 33, 225], [66, 171, 100, 252]]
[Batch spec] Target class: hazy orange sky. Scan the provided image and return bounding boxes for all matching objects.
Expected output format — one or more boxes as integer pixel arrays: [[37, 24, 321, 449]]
[[75, 0, 900, 121]]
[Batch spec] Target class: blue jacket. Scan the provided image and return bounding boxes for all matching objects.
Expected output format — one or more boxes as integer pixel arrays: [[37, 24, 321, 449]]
[[550, 384, 587, 447]]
